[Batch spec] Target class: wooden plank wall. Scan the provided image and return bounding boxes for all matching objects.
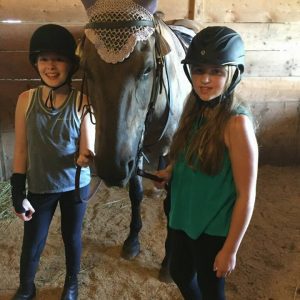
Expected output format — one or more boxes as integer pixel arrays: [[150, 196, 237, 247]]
[[189, 0, 300, 166], [0, 0, 299, 179]]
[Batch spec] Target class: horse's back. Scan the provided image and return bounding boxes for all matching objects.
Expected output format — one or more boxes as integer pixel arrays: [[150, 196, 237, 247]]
[[165, 18, 203, 33]]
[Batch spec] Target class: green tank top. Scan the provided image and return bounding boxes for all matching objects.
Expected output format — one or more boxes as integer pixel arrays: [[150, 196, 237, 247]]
[[169, 106, 251, 239], [170, 150, 236, 239]]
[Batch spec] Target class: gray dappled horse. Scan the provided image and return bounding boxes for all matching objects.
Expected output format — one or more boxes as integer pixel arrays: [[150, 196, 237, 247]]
[[79, 0, 193, 277]]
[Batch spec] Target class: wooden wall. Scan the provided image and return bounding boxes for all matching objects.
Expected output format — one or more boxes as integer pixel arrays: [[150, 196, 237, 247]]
[[0, 0, 299, 180], [191, 0, 300, 167]]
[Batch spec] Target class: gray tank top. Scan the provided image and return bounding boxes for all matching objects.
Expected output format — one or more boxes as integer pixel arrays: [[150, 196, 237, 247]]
[[26, 86, 90, 193]]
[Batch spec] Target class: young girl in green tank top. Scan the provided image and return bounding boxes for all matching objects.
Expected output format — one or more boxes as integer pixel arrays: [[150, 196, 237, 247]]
[[154, 26, 258, 300]]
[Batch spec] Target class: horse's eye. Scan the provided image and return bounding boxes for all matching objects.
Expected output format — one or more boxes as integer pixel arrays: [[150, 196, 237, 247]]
[[141, 66, 152, 78]]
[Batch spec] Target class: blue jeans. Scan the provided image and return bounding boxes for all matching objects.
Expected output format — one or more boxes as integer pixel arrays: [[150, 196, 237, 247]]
[[170, 230, 226, 300], [19, 185, 89, 284]]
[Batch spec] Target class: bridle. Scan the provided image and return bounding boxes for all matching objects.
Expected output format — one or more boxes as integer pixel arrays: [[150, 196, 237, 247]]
[[135, 15, 172, 167]]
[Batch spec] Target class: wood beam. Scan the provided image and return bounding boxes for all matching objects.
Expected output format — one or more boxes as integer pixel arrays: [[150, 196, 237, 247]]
[[188, 0, 203, 20]]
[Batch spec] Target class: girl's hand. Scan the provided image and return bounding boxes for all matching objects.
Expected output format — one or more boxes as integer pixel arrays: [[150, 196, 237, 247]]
[[153, 166, 172, 189], [14, 199, 35, 222], [77, 149, 94, 167], [213, 248, 237, 278]]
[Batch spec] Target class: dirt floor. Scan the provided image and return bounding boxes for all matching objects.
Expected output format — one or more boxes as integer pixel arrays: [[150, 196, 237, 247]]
[[0, 165, 300, 300]]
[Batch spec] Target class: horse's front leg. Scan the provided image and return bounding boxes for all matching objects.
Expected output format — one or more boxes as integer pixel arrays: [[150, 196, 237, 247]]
[[157, 155, 173, 282], [121, 172, 143, 260]]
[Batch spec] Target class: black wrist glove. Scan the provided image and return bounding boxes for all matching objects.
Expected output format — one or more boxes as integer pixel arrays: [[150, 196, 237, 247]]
[[10, 173, 27, 214]]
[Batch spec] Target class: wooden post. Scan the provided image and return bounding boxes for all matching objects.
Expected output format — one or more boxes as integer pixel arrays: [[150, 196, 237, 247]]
[[188, 0, 203, 20], [0, 122, 7, 181]]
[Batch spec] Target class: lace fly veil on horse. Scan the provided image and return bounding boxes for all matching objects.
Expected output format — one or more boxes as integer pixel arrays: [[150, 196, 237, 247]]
[[84, 0, 155, 64]]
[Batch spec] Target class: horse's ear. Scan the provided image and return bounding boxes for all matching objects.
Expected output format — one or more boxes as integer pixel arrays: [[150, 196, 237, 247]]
[[133, 0, 157, 14], [80, 0, 97, 10]]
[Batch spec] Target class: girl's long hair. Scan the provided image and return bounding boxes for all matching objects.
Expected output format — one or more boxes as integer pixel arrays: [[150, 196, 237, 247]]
[[169, 66, 251, 175]]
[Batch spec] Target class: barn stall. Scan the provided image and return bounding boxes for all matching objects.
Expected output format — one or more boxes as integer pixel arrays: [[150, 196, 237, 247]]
[[0, 1, 299, 300], [0, 0, 299, 179]]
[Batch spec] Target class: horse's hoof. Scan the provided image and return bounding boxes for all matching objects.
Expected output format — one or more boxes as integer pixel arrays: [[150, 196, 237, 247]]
[[158, 265, 173, 283], [121, 236, 140, 260]]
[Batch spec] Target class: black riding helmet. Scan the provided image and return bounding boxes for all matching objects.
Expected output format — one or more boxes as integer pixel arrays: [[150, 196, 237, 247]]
[[29, 24, 79, 77], [182, 26, 245, 104], [29, 24, 80, 109]]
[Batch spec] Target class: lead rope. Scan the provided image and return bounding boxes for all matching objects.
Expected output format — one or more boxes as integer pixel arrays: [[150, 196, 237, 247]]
[[75, 82, 96, 202]]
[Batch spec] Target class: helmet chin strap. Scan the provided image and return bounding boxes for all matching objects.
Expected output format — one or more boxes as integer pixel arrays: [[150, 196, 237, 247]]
[[34, 63, 73, 110], [223, 67, 241, 98], [41, 76, 72, 110], [192, 90, 222, 108]]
